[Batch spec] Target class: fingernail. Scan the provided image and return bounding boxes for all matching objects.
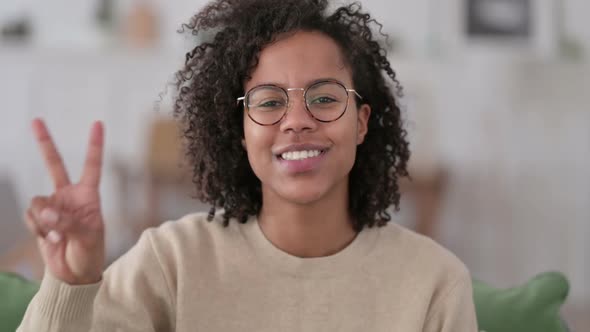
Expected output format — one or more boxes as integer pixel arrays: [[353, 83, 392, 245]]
[[40, 208, 59, 224], [47, 230, 62, 243]]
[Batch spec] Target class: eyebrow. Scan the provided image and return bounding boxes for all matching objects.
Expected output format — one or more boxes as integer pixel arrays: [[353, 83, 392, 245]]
[[248, 77, 346, 89]]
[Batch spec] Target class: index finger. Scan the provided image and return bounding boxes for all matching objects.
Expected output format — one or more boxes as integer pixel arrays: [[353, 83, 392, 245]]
[[80, 121, 105, 188], [32, 118, 71, 189]]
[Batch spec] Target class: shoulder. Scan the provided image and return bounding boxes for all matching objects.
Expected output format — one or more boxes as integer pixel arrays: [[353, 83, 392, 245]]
[[147, 211, 242, 244], [371, 222, 471, 287], [140, 211, 248, 271]]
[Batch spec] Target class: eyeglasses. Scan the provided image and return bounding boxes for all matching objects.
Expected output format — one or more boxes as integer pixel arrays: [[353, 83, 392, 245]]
[[237, 80, 362, 126]]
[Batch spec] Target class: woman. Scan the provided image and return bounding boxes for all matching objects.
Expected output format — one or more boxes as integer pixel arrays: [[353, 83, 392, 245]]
[[18, 0, 477, 331]]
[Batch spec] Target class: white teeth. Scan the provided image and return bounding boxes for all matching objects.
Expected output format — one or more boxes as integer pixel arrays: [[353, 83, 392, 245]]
[[281, 150, 323, 161]]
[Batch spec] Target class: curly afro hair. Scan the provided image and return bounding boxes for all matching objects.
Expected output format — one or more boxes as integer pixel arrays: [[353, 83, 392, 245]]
[[172, 0, 410, 232]]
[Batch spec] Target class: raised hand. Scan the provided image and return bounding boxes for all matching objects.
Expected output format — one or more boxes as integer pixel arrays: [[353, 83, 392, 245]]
[[24, 119, 106, 285]]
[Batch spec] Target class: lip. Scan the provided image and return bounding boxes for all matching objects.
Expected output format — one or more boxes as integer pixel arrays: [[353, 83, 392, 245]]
[[273, 143, 330, 174]]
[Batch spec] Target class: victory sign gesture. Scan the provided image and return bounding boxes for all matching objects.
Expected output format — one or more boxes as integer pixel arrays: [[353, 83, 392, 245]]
[[25, 119, 106, 285]]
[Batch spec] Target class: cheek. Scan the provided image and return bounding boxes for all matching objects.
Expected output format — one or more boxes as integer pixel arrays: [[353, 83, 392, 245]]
[[338, 108, 361, 148], [343, 115, 362, 166], [324, 116, 359, 169], [243, 121, 275, 176]]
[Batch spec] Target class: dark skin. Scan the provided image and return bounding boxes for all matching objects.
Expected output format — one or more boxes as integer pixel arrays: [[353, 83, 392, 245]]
[[244, 31, 370, 258]]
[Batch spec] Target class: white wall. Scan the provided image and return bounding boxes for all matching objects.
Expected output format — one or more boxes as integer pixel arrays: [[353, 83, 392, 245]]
[[395, 59, 590, 305], [2, 0, 590, 54]]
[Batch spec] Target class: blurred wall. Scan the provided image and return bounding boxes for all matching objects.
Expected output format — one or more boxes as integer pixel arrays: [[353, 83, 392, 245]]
[[2, 0, 590, 53]]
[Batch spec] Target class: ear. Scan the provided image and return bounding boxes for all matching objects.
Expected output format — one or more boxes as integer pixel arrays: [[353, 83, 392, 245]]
[[356, 104, 371, 145], [241, 138, 247, 150]]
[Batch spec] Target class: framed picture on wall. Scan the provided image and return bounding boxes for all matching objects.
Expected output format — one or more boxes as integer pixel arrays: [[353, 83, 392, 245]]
[[466, 0, 531, 39], [431, 0, 559, 58]]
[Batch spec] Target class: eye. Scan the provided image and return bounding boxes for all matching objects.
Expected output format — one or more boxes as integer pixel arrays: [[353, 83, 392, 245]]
[[259, 100, 285, 108], [310, 96, 337, 104]]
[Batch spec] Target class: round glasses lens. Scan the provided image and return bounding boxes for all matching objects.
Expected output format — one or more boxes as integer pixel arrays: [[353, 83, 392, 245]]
[[247, 86, 288, 125], [306, 82, 348, 122]]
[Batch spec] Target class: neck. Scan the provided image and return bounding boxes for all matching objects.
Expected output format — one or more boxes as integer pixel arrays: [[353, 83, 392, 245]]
[[258, 180, 357, 258]]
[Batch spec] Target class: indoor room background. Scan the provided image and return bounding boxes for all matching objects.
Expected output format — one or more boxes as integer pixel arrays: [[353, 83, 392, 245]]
[[1, 0, 588, 329]]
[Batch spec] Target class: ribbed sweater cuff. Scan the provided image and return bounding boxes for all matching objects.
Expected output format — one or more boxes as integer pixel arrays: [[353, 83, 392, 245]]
[[35, 271, 102, 323]]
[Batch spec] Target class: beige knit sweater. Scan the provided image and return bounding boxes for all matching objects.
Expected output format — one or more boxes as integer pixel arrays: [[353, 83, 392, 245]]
[[18, 212, 478, 331]]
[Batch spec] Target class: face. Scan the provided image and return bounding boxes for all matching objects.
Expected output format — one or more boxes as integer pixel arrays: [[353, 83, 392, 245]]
[[242, 30, 371, 206]]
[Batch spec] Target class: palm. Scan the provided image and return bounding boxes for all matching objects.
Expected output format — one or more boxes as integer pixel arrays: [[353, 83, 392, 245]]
[[30, 119, 106, 285], [40, 185, 103, 282]]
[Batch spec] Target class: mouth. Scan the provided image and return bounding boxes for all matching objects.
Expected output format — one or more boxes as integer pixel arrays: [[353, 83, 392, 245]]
[[276, 149, 328, 161]]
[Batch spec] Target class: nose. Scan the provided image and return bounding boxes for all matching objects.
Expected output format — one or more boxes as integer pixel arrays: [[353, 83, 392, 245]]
[[279, 90, 318, 133]]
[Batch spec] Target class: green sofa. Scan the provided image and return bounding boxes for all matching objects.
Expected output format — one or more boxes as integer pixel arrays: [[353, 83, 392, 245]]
[[0, 271, 571, 332], [473, 271, 570, 332], [0, 272, 39, 332]]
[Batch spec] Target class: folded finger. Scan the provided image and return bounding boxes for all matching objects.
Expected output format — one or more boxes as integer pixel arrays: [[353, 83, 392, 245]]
[[29, 197, 75, 235], [30, 196, 51, 221], [24, 209, 45, 238], [38, 208, 76, 235]]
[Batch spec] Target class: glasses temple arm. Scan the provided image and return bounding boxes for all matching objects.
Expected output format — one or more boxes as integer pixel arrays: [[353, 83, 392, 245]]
[[347, 89, 363, 100]]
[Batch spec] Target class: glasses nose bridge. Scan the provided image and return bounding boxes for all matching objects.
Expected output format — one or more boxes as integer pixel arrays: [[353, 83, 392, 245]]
[[281, 87, 315, 126], [284, 87, 308, 111], [285, 87, 306, 104]]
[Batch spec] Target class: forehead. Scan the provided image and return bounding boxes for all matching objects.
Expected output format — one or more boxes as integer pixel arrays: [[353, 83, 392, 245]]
[[245, 31, 352, 90]]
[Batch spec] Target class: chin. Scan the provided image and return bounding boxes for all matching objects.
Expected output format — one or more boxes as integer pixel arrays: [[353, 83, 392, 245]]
[[274, 184, 329, 206]]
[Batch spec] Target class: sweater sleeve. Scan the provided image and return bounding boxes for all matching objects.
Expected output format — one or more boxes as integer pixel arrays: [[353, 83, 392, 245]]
[[423, 270, 479, 332], [17, 229, 175, 332]]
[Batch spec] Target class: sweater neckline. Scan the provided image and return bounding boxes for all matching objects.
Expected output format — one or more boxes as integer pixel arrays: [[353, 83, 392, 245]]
[[240, 214, 380, 278]]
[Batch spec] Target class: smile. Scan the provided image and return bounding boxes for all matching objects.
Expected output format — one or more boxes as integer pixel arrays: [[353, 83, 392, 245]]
[[279, 149, 325, 161]]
